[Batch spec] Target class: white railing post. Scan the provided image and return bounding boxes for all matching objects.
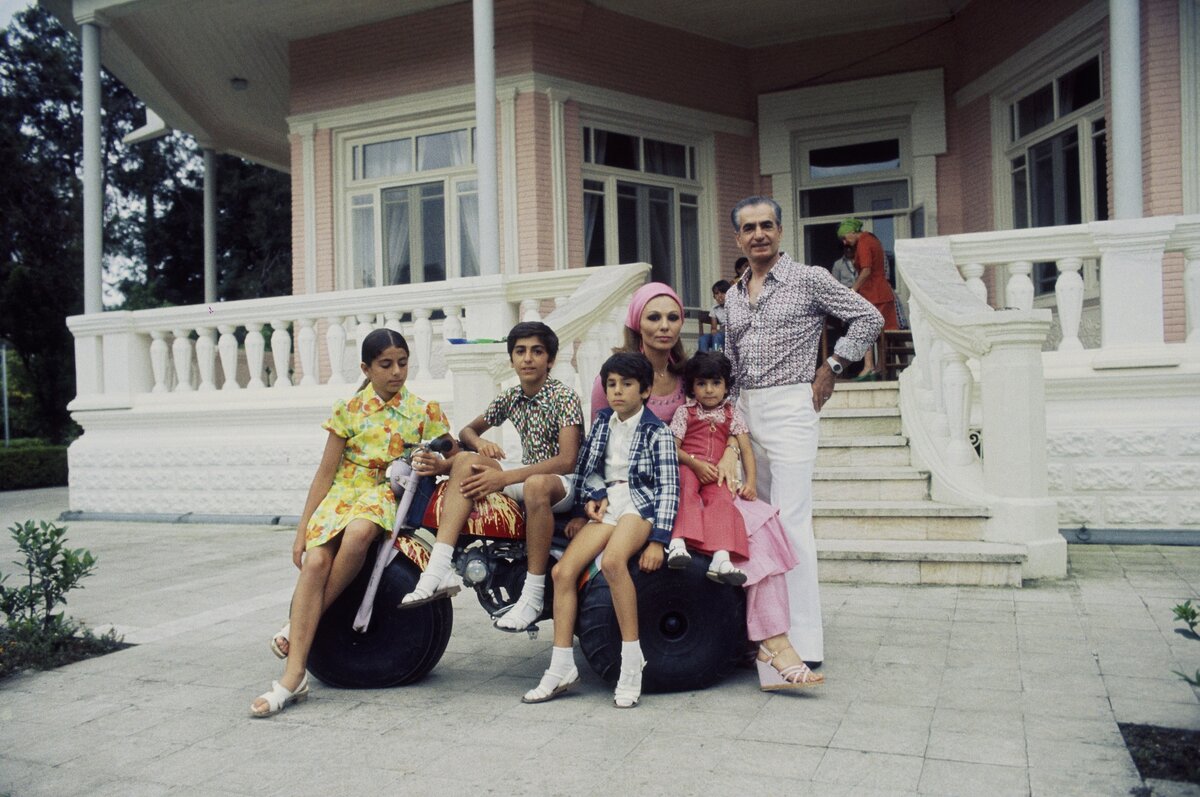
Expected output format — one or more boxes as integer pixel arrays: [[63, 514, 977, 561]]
[[927, 336, 949, 438], [296, 319, 318, 386], [325, 316, 347, 384], [1054, 257, 1085, 351], [412, 308, 433, 379], [217, 324, 240, 389], [520, 299, 541, 322], [959, 263, 987, 306], [1005, 261, 1034, 311], [1090, 218, 1175, 347], [170, 328, 194, 392], [150, 330, 170, 393], [941, 349, 975, 466], [1185, 245, 1200, 344], [195, 327, 217, 391], [270, 320, 292, 388], [245, 322, 266, 389]]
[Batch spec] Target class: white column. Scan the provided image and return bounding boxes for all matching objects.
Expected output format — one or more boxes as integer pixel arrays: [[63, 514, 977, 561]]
[[203, 147, 218, 304], [1091, 219, 1174, 347], [1054, 257, 1085, 351], [81, 22, 103, 315], [270, 321, 292, 387], [1110, 0, 1143, 219], [217, 325, 240, 389], [548, 89, 568, 269], [473, 0, 499, 276], [958, 263, 987, 306], [195, 327, 217, 391]]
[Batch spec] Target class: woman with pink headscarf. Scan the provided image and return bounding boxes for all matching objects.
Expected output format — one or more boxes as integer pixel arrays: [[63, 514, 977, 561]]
[[586, 282, 822, 691]]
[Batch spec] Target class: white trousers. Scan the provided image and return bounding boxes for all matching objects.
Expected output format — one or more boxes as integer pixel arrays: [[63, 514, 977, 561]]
[[738, 383, 823, 661]]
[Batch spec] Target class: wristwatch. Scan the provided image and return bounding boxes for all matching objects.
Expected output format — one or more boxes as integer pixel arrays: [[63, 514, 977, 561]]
[[826, 357, 844, 375]]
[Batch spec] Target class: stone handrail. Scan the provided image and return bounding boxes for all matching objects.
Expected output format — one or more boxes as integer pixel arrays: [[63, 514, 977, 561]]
[[66, 264, 651, 414]]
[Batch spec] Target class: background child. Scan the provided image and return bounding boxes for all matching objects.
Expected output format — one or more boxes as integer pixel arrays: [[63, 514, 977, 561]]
[[252, 329, 455, 717], [666, 351, 752, 584], [698, 279, 730, 352], [523, 352, 678, 709], [399, 321, 582, 633]]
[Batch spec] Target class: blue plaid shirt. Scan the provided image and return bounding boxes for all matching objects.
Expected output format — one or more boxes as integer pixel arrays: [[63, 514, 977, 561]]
[[574, 406, 679, 545]]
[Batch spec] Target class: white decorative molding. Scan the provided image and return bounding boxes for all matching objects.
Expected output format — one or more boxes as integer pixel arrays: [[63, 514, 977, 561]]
[[547, 88, 569, 270], [499, 86, 519, 275], [1184, 0, 1200, 215]]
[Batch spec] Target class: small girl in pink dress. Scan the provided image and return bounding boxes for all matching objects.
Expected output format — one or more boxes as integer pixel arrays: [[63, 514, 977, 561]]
[[666, 352, 753, 584]]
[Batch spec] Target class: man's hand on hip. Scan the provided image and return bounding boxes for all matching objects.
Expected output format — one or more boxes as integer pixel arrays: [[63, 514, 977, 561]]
[[812, 365, 836, 412]]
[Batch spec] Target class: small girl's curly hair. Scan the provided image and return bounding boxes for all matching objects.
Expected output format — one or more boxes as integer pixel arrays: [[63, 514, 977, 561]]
[[683, 351, 735, 398]]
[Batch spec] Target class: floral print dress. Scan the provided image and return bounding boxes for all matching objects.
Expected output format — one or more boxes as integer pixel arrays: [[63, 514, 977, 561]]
[[305, 384, 451, 564]]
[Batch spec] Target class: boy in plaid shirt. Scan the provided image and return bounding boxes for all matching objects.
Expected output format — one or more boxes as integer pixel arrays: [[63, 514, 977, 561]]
[[401, 322, 583, 632], [522, 352, 678, 709]]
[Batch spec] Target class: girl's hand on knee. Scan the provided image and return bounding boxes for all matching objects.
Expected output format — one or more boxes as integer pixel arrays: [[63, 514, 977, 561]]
[[638, 541, 664, 572], [693, 460, 719, 483], [564, 516, 585, 539]]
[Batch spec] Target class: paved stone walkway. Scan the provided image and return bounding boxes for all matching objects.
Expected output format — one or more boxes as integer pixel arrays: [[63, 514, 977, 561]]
[[1, 488, 1198, 796]]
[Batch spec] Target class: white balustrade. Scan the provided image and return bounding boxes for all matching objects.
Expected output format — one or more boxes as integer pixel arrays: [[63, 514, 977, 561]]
[[149, 330, 169, 393], [270, 320, 292, 387], [217, 324, 239, 390], [520, 298, 541, 322], [325, 316, 347, 384], [412, 308, 433, 379], [959, 262, 987, 305], [245, 323, 266, 389], [296, 319, 317, 386], [941, 349, 974, 466], [171, 327, 194, 392], [1005, 261, 1034, 311], [1053, 257, 1085, 351], [195, 327, 217, 391]]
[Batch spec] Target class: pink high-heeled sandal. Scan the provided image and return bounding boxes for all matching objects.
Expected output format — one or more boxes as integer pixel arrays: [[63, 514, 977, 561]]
[[756, 644, 823, 691]]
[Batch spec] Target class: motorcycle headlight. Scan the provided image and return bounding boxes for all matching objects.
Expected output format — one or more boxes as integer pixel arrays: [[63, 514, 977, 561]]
[[460, 551, 490, 586]]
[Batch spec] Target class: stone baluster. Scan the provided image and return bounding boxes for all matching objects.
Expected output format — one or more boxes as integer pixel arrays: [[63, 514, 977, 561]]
[[383, 311, 402, 333], [245, 322, 266, 389], [1054, 257, 1085, 351], [270, 320, 292, 387], [170, 327, 194, 391], [441, 305, 464, 379], [411, 308, 433, 380], [941, 349, 975, 465], [355, 314, 374, 360], [1006, 261, 1034, 311], [959, 263, 988, 306], [195, 327, 217, 391], [908, 303, 935, 410], [217, 324, 240, 389], [325, 316, 347, 384], [149, 329, 170, 394], [1185, 246, 1200, 343], [296, 319, 318, 386], [520, 298, 541, 322], [927, 336, 949, 438]]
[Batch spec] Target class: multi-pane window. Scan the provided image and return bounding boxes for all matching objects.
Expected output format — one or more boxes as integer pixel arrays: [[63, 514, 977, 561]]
[[343, 126, 478, 288], [1007, 56, 1107, 293], [796, 136, 911, 275], [582, 126, 703, 307]]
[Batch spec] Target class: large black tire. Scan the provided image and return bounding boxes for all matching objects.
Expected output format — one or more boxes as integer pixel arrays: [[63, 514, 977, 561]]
[[308, 544, 453, 689], [577, 553, 747, 693]]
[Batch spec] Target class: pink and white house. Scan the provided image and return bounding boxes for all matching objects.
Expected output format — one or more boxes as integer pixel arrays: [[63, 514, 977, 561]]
[[48, 0, 1200, 584]]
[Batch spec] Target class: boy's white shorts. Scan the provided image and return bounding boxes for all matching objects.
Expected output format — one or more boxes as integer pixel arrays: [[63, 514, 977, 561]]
[[498, 459, 575, 513]]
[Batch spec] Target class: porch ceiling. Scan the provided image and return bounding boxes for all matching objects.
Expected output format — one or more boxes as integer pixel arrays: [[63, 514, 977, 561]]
[[41, 0, 970, 170]]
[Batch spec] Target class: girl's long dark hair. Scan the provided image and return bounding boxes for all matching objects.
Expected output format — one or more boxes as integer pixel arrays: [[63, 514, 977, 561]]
[[358, 328, 409, 392]]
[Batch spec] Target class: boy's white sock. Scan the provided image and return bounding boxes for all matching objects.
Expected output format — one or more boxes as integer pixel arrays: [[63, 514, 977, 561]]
[[549, 645, 575, 677], [494, 572, 545, 630], [621, 640, 643, 671], [404, 542, 455, 601]]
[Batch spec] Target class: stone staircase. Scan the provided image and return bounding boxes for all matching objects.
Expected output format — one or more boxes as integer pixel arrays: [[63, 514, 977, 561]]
[[814, 382, 1025, 586]]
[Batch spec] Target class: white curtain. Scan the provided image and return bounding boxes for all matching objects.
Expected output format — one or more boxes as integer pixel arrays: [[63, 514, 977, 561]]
[[459, 183, 479, 278], [383, 190, 411, 285]]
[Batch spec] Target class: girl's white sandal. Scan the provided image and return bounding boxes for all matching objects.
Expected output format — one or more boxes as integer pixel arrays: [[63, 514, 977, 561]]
[[269, 622, 290, 659], [250, 676, 309, 717], [613, 660, 646, 708]]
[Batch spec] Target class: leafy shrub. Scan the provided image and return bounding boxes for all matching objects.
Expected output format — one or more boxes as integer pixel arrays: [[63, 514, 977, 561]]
[[1172, 599, 1199, 687], [0, 445, 68, 490], [0, 520, 123, 678]]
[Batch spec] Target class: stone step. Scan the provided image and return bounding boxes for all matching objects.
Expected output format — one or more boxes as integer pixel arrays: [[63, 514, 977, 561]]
[[816, 435, 912, 467], [820, 407, 902, 437], [813, 501, 989, 542], [811, 467, 930, 501], [825, 381, 899, 410], [817, 539, 1024, 587]]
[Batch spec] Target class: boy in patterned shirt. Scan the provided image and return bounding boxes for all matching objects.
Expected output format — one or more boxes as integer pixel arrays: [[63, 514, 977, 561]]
[[400, 321, 583, 632]]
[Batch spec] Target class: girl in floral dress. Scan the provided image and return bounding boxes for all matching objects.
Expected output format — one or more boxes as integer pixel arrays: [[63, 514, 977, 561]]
[[251, 328, 454, 717]]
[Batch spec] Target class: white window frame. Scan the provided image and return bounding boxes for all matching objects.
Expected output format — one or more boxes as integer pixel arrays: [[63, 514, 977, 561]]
[[580, 119, 710, 309], [335, 114, 478, 289], [991, 44, 1106, 302]]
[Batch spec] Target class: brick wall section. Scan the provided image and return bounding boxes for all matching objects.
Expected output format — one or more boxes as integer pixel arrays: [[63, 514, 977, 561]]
[[1142, 0, 1185, 341], [515, 91, 555, 273], [563, 100, 584, 269], [313, 129, 335, 293], [713, 132, 757, 277]]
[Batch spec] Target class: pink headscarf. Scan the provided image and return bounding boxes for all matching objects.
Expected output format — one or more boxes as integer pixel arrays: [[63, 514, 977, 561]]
[[624, 282, 684, 331]]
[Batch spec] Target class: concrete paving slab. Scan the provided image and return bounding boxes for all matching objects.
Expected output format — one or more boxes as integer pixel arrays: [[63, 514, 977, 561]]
[[2, 488, 1200, 795]]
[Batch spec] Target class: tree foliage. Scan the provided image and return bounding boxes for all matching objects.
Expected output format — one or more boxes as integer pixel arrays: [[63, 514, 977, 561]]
[[0, 6, 290, 442]]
